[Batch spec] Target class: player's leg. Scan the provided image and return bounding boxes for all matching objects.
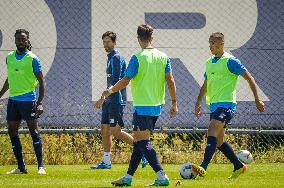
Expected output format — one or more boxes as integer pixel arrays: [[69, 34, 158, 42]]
[[111, 125, 133, 145], [21, 101, 45, 174], [193, 119, 224, 177], [217, 130, 246, 179], [109, 104, 133, 145], [91, 103, 112, 169], [214, 109, 247, 179], [6, 100, 27, 174], [134, 115, 169, 186], [217, 129, 244, 170], [26, 119, 45, 174], [101, 124, 112, 164], [7, 121, 28, 174], [111, 140, 141, 186], [110, 104, 148, 168], [90, 124, 112, 169], [112, 113, 169, 186]]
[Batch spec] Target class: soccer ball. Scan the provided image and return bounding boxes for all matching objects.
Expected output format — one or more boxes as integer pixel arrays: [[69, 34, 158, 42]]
[[180, 162, 196, 179], [236, 150, 253, 164]]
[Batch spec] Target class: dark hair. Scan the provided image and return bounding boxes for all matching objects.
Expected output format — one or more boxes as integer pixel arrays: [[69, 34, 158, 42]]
[[102, 31, 117, 42], [137, 24, 153, 41], [14, 29, 32, 50], [210, 32, 224, 41]]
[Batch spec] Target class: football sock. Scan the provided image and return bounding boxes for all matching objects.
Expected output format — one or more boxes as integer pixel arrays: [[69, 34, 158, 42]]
[[127, 142, 143, 176], [31, 132, 44, 168], [123, 173, 133, 179], [103, 152, 111, 164], [10, 136, 25, 170], [200, 136, 217, 170], [137, 140, 163, 173], [218, 141, 243, 171], [157, 170, 168, 180]]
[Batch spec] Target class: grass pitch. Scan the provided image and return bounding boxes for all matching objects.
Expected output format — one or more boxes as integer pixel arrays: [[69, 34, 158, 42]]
[[0, 163, 283, 187]]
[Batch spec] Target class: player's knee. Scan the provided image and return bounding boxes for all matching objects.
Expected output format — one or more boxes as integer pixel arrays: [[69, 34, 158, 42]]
[[110, 126, 121, 137], [207, 128, 218, 137], [101, 124, 110, 135], [216, 141, 224, 147], [8, 127, 18, 137], [133, 130, 150, 142], [29, 129, 41, 142]]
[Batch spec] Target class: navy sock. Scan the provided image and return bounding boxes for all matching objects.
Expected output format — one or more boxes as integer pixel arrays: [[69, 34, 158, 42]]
[[200, 136, 217, 170], [137, 140, 163, 173], [218, 141, 243, 171], [31, 132, 44, 168], [10, 136, 25, 170], [127, 142, 143, 176]]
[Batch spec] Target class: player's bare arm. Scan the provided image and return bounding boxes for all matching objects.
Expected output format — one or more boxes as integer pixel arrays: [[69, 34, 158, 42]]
[[166, 72, 178, 117], [195, 80, 207, 117], [104, 76, 130, 97], [35, 72, 45, 116], [242, 70, 265, 112], [0, 78, 9, 98]]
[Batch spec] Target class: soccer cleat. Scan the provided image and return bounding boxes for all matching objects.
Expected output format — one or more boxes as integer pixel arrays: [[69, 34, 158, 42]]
[[147, 178, 170, 186], [228, 164, 247, 179], [111, 177, 132, 186], [90, 161, 112, 169], [141, 155, 148, 168], [38, 167, 46, 175], [191, 164, 206, 177], [6, 168, 28, 174]]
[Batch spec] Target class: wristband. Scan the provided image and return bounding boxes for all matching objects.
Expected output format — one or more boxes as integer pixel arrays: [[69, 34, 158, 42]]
[[107, 86, 114, 94]]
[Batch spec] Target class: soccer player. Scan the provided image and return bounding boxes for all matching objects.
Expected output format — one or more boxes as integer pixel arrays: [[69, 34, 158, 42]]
[[97, 24, 178, 186], [91, 31, 148, 169], [193, 32, 265, 179], [0, 29, 46, 174]]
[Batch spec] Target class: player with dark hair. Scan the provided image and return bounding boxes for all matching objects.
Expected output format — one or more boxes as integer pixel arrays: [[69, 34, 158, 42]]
[[0, 29, 46, 174], [91, 31, 148, 170], [97, 24, 178, 186], [193, 32, 265, 179]]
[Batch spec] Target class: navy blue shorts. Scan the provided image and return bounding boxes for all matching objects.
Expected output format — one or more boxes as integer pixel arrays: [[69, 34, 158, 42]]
[[132, 112, 159, 132], [6, 99, 37, 121], [210, 107, 234, 128], [101, 102, 124, 127]]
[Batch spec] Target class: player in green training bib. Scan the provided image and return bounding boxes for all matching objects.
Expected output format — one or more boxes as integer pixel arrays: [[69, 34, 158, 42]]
[[193, 32, 265, 179], [0, 29, 46, 175], [97, 24, 178, 186]]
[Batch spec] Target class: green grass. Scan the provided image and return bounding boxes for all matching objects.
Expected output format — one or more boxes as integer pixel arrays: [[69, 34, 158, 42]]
[[0, 163, 283, 187]]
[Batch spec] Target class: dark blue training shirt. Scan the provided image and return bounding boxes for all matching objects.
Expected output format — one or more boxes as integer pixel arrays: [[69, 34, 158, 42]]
[[105, 49, 127, 104]]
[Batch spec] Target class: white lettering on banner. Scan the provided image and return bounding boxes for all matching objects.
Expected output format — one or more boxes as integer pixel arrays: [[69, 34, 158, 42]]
[[0, 0, 56, 98], [92, 0, 269, 101]]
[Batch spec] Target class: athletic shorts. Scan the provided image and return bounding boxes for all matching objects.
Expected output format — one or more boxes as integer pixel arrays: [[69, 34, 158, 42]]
[[101, 102, 124, 127], [132, 112, 159, 132], [210, 107, 234, 128], [6, 99, 37, 121]]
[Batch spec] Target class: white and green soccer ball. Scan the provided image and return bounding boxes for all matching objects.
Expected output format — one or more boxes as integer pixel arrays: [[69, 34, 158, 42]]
[[236, 150, 253, 164], [180, 162, 197, 179]]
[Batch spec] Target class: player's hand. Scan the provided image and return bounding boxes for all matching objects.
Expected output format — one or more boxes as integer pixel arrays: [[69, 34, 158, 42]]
[[36, 103, 44, 117], [195, 104, 202, 117], [170, 103, 178, 117], [95, 98, 105, 109], [102, 90, 109, 98], [255, 100, 265, 112]]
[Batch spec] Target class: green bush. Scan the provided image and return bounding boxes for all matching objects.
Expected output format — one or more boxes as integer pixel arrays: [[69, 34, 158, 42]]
[[0, 133, 283, 165]]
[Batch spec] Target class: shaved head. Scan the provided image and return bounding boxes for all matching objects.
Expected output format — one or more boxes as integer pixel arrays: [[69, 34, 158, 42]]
[[209, 32, 224, 42]]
